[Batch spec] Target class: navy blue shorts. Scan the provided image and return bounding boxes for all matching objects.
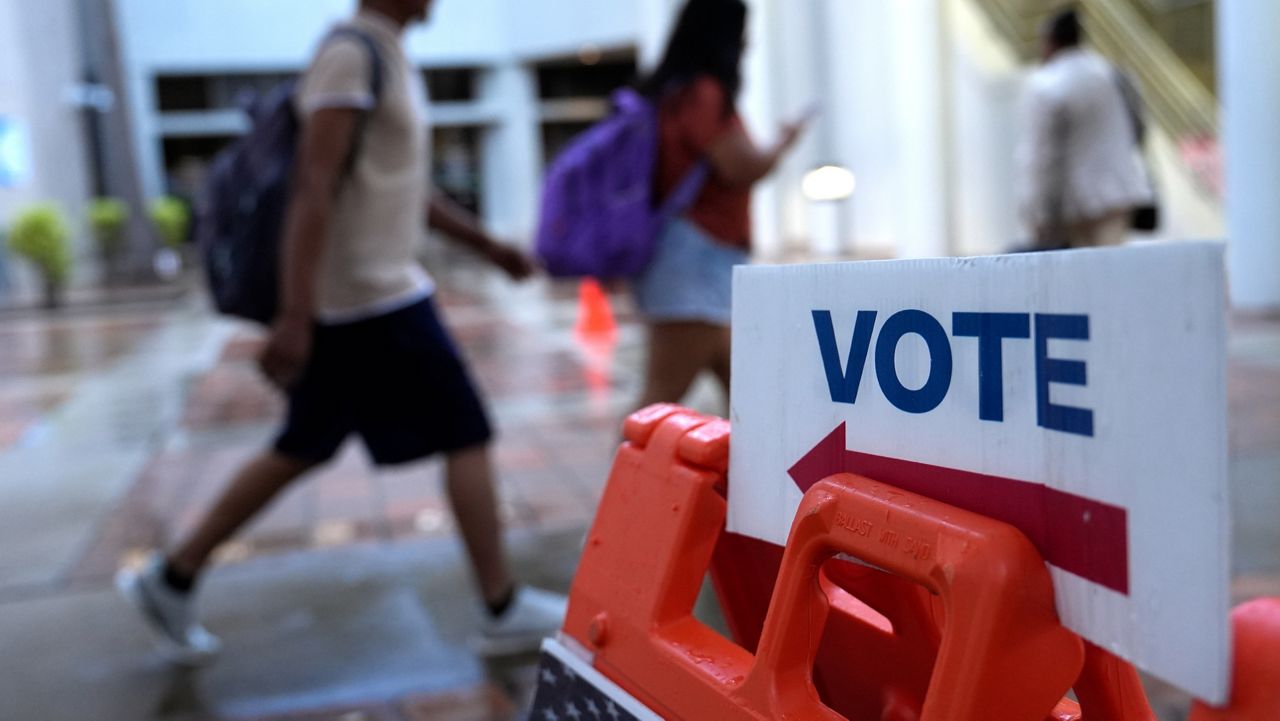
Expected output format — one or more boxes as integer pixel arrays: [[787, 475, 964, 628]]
[[274, 297, 493, 466]]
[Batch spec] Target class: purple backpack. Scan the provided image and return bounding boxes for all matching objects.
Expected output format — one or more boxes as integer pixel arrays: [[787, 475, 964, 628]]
[[535, 88, 707, 279], [197, 28, 383, 325]]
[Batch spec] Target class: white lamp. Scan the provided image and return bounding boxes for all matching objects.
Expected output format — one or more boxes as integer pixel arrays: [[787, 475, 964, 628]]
[[802, 164, 856, 202]]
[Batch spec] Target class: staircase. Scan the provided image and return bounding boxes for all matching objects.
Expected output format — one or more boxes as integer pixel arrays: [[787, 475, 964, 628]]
[[973, 0, 1217, 142]]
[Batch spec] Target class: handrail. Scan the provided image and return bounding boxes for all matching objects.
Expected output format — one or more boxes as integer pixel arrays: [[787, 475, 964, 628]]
[[1082, 0, 1217, 138]]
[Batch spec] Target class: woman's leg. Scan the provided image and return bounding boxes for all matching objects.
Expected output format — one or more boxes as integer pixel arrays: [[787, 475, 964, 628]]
[[635, 320, 726, 410], [708, 324, 733, 397]]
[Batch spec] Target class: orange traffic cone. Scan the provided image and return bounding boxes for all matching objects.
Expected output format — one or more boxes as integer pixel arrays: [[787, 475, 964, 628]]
[[575, 278, 617, 338]]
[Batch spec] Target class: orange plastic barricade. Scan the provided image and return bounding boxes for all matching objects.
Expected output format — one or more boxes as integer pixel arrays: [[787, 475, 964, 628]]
[[1189, 597, 1280, 721], [530, 406, 1273, 720]]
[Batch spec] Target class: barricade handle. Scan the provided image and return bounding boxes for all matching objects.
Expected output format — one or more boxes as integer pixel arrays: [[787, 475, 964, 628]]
[[740, 474, 1084, 721]]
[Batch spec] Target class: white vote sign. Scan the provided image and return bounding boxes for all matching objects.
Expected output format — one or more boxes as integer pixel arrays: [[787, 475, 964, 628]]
[[729, 243, 1229, 703]]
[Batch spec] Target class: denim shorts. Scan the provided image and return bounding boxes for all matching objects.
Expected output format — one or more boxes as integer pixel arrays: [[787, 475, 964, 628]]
[[632, 218, 749, 327], [274, 297, 493, 466]]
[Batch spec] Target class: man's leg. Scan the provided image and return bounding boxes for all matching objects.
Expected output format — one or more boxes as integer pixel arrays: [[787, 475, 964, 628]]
[[118, 449, 317, 661], [1093, 209, 1132, 247], [444, 443, 512, 606], [355, 298, 564, 652], [168, 451, 317, 580], [1068, 209, 1132, 248], [444, 440, 570, 654]]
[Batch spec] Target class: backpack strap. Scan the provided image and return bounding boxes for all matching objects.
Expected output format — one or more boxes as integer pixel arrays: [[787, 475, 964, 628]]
[[323, 27, 386, 177], [658, 162, 709, 219], [613, 86, 710, 220], [1112, 68, 1146, 147]]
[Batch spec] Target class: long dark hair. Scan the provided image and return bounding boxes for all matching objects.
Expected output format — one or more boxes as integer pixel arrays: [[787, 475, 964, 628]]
[[639, 0, 747, 115]]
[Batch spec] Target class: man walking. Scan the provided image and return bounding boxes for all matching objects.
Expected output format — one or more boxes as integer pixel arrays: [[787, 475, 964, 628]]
[[119, 0, 565, 662], [1018, 8, 1154, 249]]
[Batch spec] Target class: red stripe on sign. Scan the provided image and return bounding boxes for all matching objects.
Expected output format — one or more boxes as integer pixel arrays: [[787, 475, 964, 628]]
[[788, 424, 1130, 594]]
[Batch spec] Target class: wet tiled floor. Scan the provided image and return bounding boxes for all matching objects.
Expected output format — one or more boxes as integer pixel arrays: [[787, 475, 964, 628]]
[[0, 312, 165, 453], [0, 253, 668, 720], [0, 250, 1276, 720], [60, 278, 642, 595]]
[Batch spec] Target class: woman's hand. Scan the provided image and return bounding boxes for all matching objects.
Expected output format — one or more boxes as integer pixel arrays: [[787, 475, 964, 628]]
[[778, 116, 809, 153]]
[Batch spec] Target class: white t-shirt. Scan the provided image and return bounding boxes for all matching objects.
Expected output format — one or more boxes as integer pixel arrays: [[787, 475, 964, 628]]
[[294, 9, 435, 324]]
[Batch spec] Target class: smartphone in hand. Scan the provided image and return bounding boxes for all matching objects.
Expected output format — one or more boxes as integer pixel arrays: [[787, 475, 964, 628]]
[[799, 99, 824, 124]]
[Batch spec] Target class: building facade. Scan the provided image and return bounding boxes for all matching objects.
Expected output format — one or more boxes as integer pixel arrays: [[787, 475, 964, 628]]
[[114, 0, 644, 241], [2, 0, 1273, 306], [0, 0, 95, 294]]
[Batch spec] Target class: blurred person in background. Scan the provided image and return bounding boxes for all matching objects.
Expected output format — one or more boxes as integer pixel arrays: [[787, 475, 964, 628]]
[[1017, 7, 1154, 249], [118, 0, 566, 664], [631, 0, 808, 410]]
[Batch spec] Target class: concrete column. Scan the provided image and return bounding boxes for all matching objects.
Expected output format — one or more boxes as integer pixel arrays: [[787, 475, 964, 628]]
[[0, 0, 35, 216], [739, 0, 792, 260], [0, 0, 94, 291], [942, 0, 1022, 256], [479, 61, 542, 243], [891, 0, 952, 259], [762, 0, 824, 258], [820, 1, 898, 257], [1218, 0, 1280, 309], [637, 0, 682, 71]]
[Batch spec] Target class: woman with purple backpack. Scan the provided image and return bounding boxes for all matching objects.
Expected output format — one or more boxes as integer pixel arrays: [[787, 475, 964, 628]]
[[632, 0, 809, 410]]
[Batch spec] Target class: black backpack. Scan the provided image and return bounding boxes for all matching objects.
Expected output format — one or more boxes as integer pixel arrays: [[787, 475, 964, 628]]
[[197, 28, 384, 325]]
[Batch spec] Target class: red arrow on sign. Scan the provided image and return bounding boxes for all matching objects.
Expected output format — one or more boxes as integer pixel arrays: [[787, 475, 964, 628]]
[[788, 423, 1130, 595]]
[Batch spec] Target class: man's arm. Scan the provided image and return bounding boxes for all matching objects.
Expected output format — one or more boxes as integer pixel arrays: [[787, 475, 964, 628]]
[[425, 190, 534, 280], [258, 107, 360, 388]]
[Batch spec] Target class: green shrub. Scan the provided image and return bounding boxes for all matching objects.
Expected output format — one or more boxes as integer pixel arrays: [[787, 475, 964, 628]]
[[8, 204, 72, 285], [88, 197, 129, 257], [148, 196, 190, 249]]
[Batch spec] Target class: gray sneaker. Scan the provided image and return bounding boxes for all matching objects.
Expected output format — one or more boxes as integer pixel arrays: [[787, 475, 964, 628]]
[[116, 553, 221, 665], [473, 586, 568, 657]]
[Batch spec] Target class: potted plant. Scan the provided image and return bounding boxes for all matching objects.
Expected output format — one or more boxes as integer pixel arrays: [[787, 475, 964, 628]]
[[8, 204, 72, 309], [148, 196, 190, 280], [87, 197, 129, 278]]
